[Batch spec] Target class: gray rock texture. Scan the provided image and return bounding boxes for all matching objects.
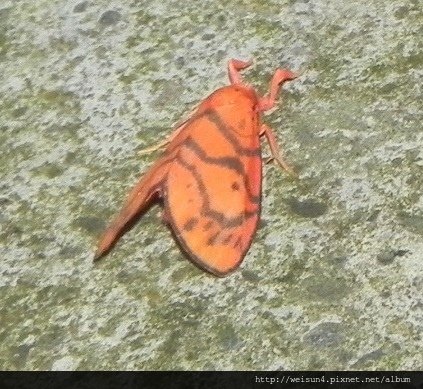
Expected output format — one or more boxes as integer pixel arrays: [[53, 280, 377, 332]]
[[1, 0, 421, 370]]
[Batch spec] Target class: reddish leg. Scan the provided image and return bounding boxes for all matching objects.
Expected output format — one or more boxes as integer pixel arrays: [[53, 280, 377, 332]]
[[258, 68, 297, 112], [139, 123, 186, 155], [260, 124, 297, 177], [228, 59, 253, 85]]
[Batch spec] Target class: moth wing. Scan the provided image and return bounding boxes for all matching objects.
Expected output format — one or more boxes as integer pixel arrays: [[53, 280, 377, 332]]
[[164, 111, 262, 276], [94, 121, 191, 260]]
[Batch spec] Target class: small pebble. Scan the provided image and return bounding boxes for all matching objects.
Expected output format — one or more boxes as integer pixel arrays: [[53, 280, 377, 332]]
[[99, 10, 121, 26]]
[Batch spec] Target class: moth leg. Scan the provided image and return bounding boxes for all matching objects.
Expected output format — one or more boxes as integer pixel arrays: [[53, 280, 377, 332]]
[[139, 122, 186, 155], [139, 138, 170, 155], [228, 59, 253, 85], [260, 123, 297, 177]]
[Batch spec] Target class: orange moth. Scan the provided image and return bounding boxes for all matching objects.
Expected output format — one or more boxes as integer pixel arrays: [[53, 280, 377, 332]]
[[94, 59, 297, 276]]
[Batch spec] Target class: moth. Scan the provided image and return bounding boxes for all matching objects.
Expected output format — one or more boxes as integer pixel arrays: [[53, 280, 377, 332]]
[[94, 59, 297, 276]]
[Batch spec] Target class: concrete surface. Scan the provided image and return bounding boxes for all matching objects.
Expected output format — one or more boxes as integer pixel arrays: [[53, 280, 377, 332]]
[[0, 0, 422, 370]]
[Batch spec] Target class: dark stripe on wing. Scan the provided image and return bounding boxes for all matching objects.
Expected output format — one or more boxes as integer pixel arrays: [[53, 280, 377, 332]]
[[183, 137, 260, 205], [205, 110, 261, 157], [176, 156, 258, 228]]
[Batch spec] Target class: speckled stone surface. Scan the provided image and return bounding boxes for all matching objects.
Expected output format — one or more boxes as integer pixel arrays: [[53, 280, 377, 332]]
[[1, 0, 422, 370]]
